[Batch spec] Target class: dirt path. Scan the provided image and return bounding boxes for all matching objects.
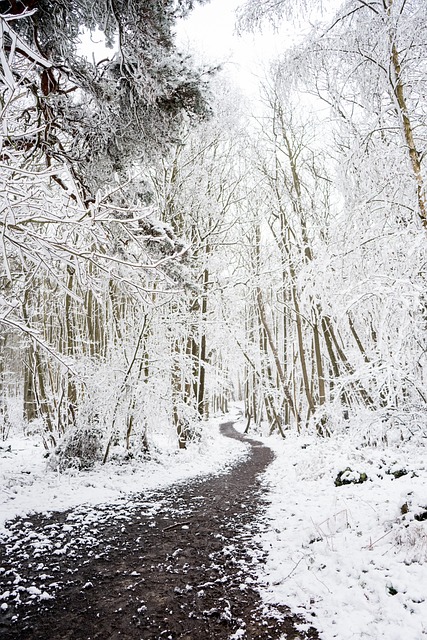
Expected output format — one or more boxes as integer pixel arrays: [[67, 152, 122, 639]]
[[0, 423, 318, 640]]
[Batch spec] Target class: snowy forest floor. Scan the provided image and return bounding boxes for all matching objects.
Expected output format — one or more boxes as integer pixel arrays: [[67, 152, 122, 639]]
[[0, 421, 317, 640], [0, 409, 426, 639]]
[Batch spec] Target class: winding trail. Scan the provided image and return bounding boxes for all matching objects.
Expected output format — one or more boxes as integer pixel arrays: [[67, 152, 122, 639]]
[[0, 423, 318, 639]]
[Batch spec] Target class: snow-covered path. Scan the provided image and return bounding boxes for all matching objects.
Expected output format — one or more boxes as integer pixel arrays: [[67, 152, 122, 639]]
[[2, 412, 425, 639], [0, 423, 317, 640]]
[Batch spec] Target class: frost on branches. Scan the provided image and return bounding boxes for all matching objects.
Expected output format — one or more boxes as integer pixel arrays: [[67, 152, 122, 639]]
[[232, 0, 427, 444], [1, 0, 427, 473], [0, 1, 212, 466]]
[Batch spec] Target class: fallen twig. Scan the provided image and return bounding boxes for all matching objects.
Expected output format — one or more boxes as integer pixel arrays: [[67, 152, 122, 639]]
[[273, 556, 305, 584], [363, 529, 393, 550], [163, 521, 191, 532]]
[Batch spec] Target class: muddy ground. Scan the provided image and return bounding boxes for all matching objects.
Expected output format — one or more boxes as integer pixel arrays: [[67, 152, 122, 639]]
[[0, 423, 319, 639]]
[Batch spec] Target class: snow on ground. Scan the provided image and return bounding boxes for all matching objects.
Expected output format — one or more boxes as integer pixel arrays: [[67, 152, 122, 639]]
[[0, 406, 249, 536], [2, 406, 426, 639], [241, 419, 427, 640]]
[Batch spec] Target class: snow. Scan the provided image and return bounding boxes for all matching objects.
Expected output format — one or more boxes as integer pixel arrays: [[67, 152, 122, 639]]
[[0, 408, 249, 536], [1, 409, 426, 639], [243, 420, 427, 640]]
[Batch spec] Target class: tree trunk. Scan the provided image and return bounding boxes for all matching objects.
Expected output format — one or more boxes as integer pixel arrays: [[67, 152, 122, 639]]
[[387, 4, 426, 227], [256, 287, 301, 425]]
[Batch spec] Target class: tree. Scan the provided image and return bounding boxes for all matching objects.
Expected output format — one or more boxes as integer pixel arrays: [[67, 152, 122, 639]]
[[233, 0, 427, 438], [149, 81, 248, 444], [240, 0, 427, 228], [1, 0, 211, 193], [0, 1, 213, 462]]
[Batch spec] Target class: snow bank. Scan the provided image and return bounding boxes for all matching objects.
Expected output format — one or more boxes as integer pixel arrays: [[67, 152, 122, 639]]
[[0, 409, 249, 536], [251, 425, 427, 640]]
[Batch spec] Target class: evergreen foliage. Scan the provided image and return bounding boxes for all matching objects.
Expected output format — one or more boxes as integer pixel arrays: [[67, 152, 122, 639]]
[[1, 0, 212, 195]]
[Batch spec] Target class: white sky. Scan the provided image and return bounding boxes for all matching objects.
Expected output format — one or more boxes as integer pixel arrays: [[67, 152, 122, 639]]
[[174, 0, 299, 98]]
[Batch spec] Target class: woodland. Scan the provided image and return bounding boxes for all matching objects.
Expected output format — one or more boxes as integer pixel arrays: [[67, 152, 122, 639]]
[[0, 0, 426, 468]]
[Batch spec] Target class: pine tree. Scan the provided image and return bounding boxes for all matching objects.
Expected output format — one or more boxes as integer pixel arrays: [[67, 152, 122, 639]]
[[1, 0, 211, 197]]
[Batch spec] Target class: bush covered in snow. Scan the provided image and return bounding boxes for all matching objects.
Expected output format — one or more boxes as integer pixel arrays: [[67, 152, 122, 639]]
[[49, 425, 103, 471]]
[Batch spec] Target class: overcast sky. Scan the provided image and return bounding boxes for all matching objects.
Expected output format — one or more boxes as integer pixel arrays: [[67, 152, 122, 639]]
[[174, 0, 298, 97]]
